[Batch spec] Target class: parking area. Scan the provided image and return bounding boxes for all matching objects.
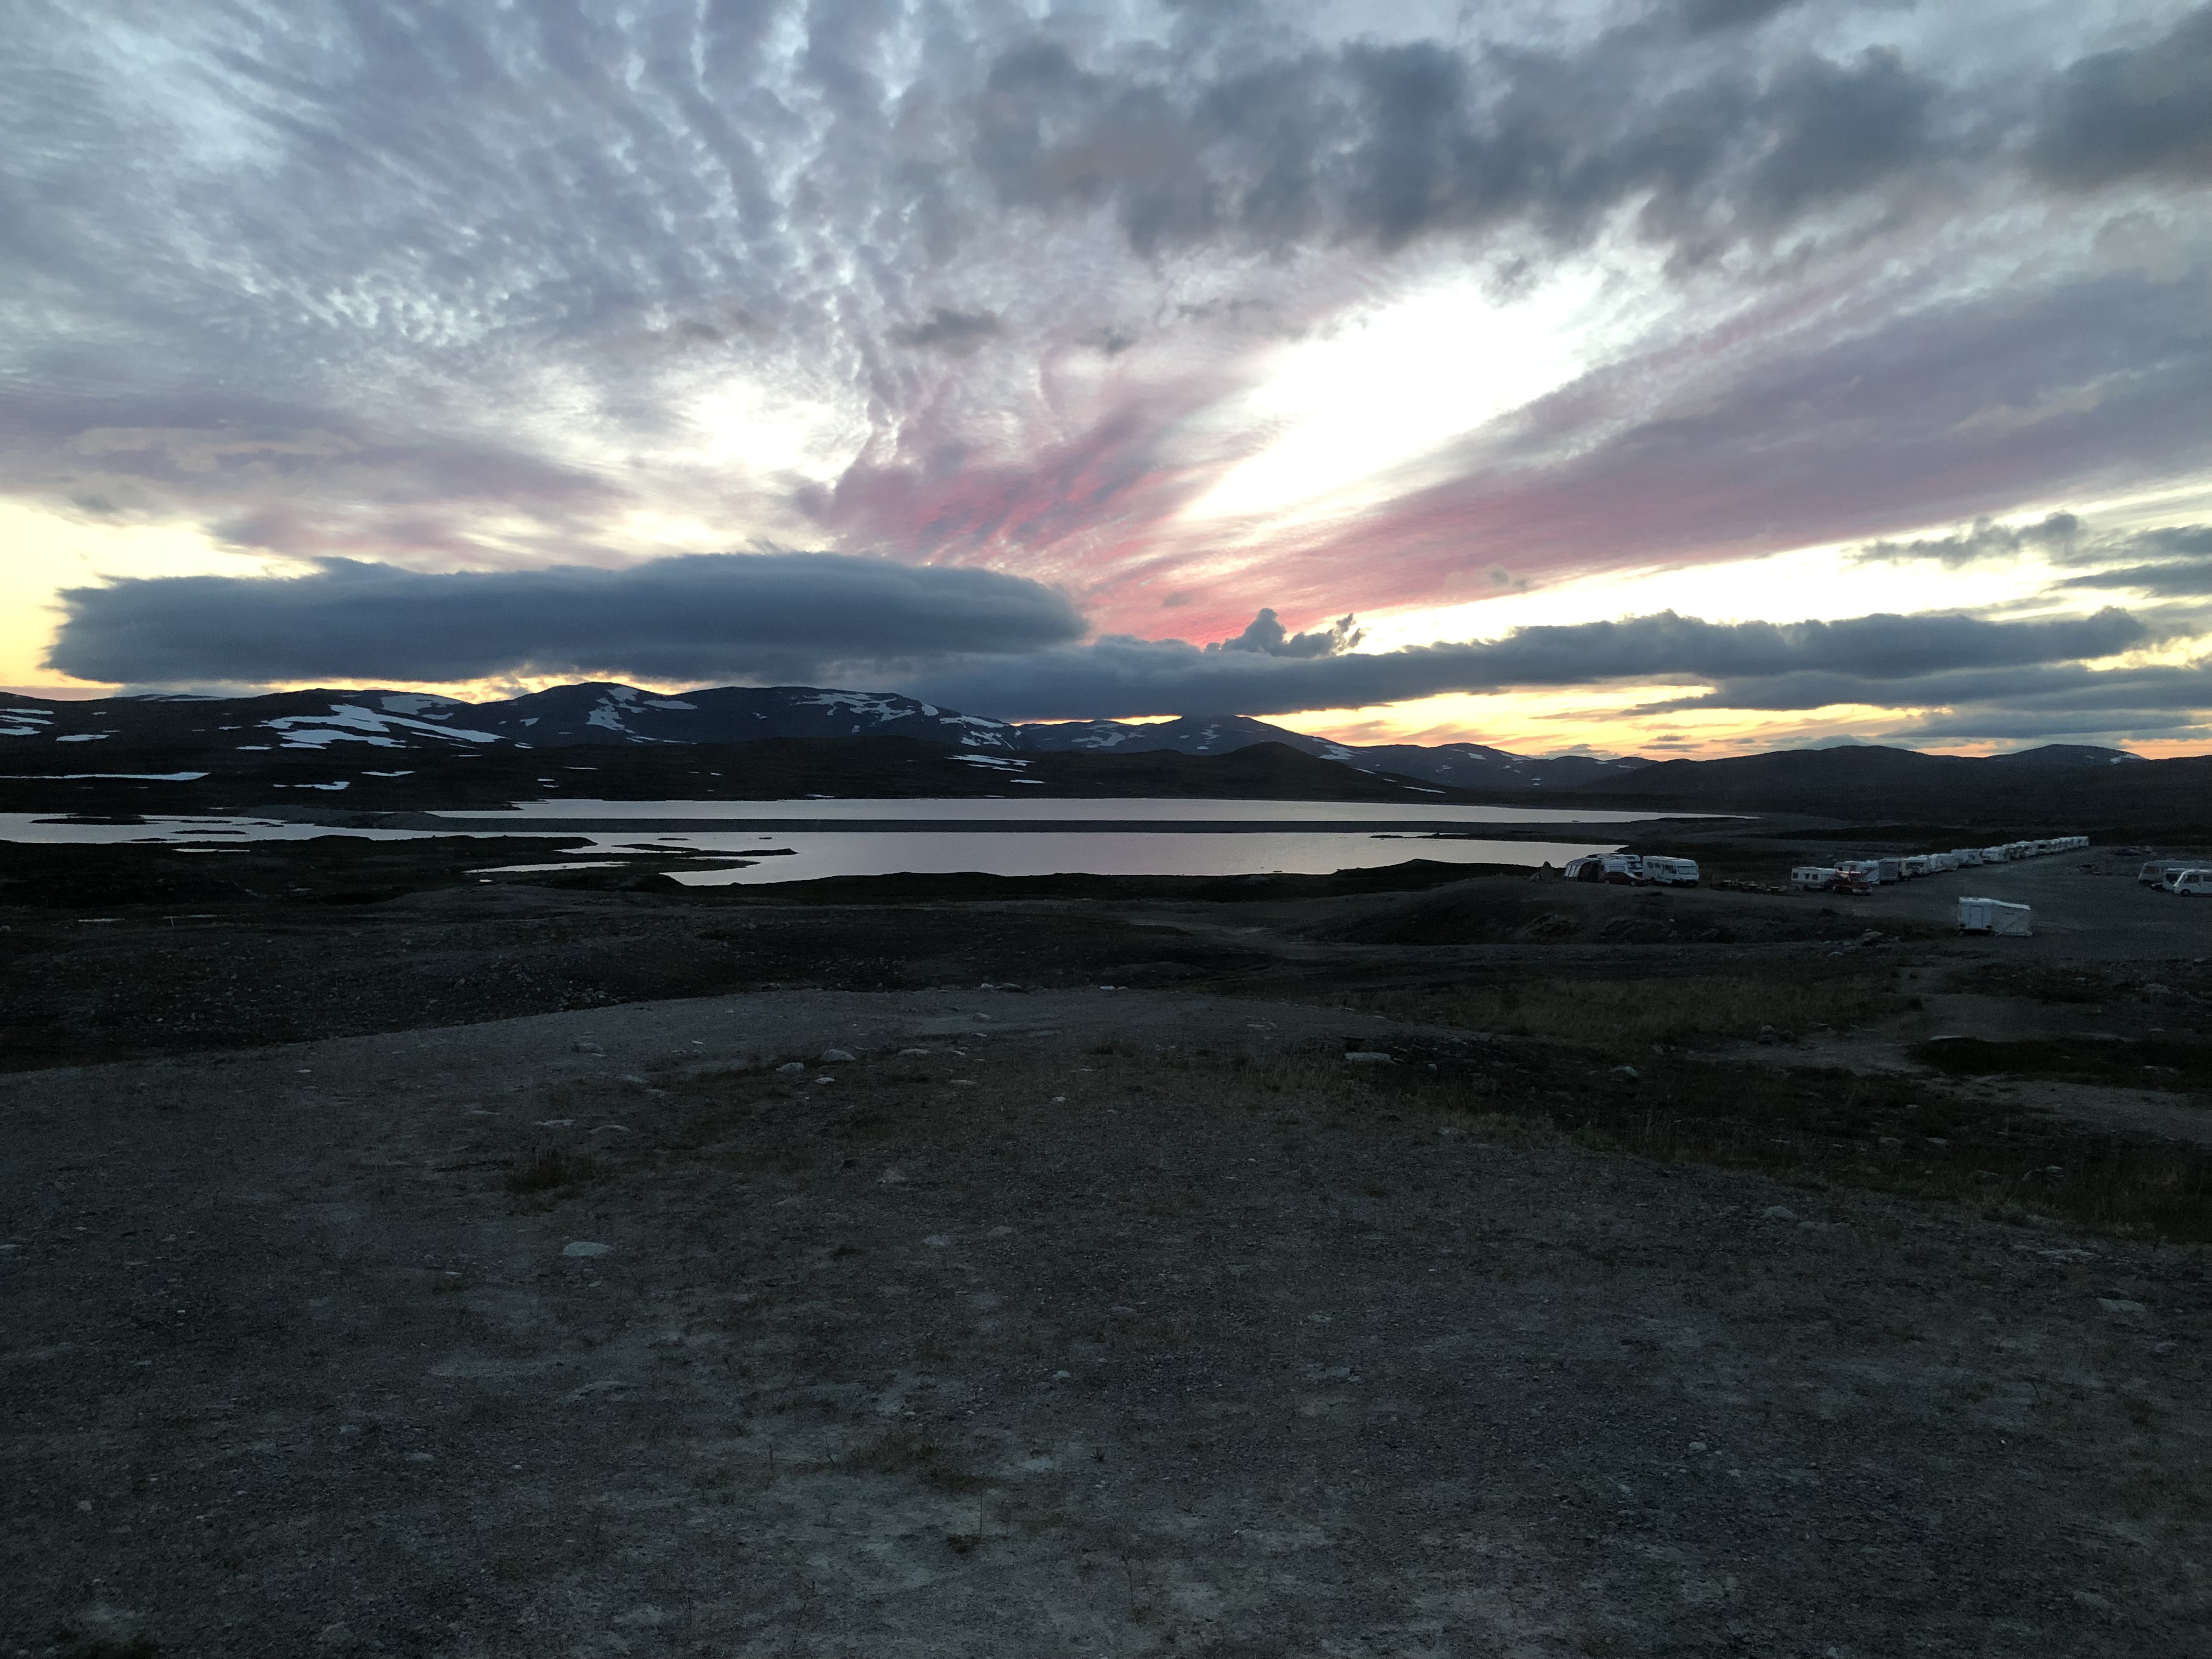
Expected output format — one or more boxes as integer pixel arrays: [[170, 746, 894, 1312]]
[[1818, 849, 2211, 960]]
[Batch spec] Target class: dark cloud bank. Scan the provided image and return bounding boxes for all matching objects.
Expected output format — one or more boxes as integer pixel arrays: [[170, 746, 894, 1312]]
[[48, 554, 1083, 685], [53, 551, 2183, 740], [902, 608, 2155, 721]]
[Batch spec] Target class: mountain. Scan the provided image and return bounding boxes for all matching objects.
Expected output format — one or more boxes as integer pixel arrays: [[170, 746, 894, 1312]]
[[1011, 714, 1651, 788], [1535, 743, 2210, 824], [1, 683, 1022, 753], [1346, 742, 1653, 791], [1, 685, 1651, 788], [1987, 744, 2144, 767], [1015, 714, 1346, 759]]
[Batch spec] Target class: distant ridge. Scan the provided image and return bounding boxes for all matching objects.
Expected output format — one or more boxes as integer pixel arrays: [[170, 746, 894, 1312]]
[[1988, 744, 2145, 767], [4, 685, 2187, 818], [0, 683, 1651, 792], [1529, 742, 2203, 823]]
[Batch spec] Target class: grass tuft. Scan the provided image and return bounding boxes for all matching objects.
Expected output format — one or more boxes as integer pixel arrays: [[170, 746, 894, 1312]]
[[506, 1144, 593, 1193]]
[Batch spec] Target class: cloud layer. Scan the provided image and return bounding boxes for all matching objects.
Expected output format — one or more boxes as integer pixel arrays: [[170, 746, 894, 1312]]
[[902, 607, 2152, 720], [49, 553, 1083, 684], [4, 1, 2210, 749]]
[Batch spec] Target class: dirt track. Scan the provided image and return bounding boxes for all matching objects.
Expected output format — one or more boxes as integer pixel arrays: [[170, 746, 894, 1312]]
[[4, 989, 2208, 1658]]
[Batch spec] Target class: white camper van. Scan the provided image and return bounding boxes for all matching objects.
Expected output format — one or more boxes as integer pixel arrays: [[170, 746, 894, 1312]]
[[1643, 856, 1701, 887], [1564, 853, 1646, 884], [1792, 866, 1841, 891], [2162, 868, 2212, 896]]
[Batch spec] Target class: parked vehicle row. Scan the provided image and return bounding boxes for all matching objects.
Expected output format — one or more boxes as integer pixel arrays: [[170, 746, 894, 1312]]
[[2137, 858, 2212, 894], [1560, 853, 1700, 887], [1790, 834, 2090, 895]]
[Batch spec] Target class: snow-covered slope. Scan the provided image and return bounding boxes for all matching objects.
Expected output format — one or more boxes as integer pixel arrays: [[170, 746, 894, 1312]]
[[2, 681, 1657, 787], [0, 684, 1022, 754], [1014, 717, 1649, 788], [1015, 715, 1356, 761]]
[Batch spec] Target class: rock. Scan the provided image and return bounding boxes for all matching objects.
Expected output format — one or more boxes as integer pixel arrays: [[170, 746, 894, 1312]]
[[563, 1240, 613, 1258], [2098, 1297, 2147, 1316], [1610, 1065, 1639, 1081], [896, 1047, 931, 1057], [775, 1061, 806, 1074], [1345, 1051, 1395, 1065], [571, 1040, 604, 1054], [1762, 1205, 1798, 1221], [563, 1379, 634, 1402], [617, 1073, 648, 1086], [818, 1048, 856, 1063], [1877, 1136, 1903, 1149]]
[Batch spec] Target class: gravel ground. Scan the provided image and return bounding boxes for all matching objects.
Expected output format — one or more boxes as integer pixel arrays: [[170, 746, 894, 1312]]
[[3, 990, 2206, 1658]]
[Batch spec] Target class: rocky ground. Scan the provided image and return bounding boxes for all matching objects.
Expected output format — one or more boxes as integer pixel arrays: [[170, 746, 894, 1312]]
[[3, 836, 2208, 1657]]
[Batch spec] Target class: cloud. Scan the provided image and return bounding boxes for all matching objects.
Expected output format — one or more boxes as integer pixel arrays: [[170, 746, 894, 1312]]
[[1633, 657, 2212, 715], [2027, 6, 2212, 189], [970, 29, 1951, 264], [1132, 272, 2212, 645], [1675, 0, 1804, 33], [1854, 512, 2082, 567], [1206, 608, 1363, 659], [2053, 523, 2212, 595], [1854, 515, 2212, 600], [901, 606, 2152, 719], [47, 552, 1084, 685], [891, 309, 1001, 353]]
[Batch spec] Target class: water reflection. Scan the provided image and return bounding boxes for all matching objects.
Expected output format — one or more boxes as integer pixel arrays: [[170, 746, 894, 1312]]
[[0, 809, 1620, 887], [664, 831, 1618, 885]]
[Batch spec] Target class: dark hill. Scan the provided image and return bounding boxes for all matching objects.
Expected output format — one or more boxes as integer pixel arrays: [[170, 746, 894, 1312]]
[[1538, 744, 2212, 825], [0, 737, 1506, 816], [1988, 744, 2145, 767]]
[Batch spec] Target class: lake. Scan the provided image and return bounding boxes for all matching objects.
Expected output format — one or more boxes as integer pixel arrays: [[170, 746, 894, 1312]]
[[447, 795, 1668, 825], [2, 798, 1633, 885]]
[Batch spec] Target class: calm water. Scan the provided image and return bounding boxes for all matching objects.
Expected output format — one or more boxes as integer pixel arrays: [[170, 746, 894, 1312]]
[[656, 831, 1618, 885], [1, 805, 1620, 885], [446, 795, 1669, 825]]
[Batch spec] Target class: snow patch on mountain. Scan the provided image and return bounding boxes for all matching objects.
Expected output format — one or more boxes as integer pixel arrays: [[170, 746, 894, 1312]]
[[262, 706, 505, 748]]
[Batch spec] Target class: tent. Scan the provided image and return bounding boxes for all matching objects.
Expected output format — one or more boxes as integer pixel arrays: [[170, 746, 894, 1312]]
[[1958, 896, 2032, 936]]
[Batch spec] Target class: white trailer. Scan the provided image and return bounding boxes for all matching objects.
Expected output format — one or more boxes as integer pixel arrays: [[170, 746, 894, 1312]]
[[1959, 896, 2033, 935], [1792, 866, 1841, 890]]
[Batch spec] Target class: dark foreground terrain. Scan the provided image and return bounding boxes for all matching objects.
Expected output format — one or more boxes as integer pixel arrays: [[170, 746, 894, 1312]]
[[3, 826, 2209, 1657]]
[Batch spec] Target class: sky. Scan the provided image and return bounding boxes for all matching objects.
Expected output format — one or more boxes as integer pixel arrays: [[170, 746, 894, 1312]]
[[3, 0, 2209, 757]]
